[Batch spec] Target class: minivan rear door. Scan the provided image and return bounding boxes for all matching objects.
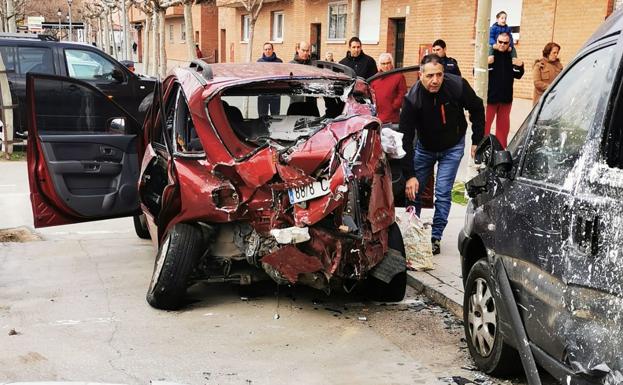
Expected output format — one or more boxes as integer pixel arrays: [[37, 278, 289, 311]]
[[26, 73, 142, 228]]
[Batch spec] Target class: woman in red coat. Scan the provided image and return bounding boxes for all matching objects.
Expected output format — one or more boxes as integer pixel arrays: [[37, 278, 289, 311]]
[[370, 53, 407, 124]]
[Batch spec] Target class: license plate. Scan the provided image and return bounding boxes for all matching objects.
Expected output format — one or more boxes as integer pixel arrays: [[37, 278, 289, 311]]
[[288, 179, 330, 204]]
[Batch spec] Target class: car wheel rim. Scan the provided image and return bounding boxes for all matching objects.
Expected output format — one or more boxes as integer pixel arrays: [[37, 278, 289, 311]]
[[467, 277, 497, 357], [148, 234, 171, 293]]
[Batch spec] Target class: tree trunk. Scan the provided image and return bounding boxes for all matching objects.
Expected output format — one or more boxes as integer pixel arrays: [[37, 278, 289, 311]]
[[103, 13, 110, 55], [109, 9, 118, 59], [183, 1, 196, 61], [158, 9, 167, 77], [6, 0, 16, 33], [0, 51, 14, 156], [143, 16, 152, 74], [150, 11, 159, 76], [123, 0, 132, 61], [245, 19, 255, 63]]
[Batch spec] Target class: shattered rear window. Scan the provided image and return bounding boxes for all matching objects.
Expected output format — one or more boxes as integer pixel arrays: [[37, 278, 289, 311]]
[[216, 79, 353, 152]]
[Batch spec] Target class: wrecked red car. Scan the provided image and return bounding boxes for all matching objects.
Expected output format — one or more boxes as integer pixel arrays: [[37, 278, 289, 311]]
[[25, 61, 407, 309]]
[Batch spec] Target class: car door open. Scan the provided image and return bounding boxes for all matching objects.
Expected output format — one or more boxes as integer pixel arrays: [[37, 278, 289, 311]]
[[26, 73, 142, 228]]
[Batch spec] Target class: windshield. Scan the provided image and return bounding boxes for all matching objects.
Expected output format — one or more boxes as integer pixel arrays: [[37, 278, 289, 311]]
[[217, 79, 352, 153]]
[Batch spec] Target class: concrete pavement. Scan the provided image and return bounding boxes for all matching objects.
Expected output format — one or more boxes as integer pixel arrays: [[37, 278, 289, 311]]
[[405, 97, 533, 319]]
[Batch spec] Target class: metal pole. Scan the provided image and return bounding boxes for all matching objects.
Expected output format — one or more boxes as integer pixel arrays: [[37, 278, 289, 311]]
[[58, 18, 61, 40], [473, 0, 492, 101]]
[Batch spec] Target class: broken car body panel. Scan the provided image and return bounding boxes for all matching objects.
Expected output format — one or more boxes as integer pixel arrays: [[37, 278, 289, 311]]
[[26, 62, 406, 300]]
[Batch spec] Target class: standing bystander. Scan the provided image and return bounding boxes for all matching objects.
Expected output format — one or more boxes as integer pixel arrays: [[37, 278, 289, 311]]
[[257, 42, 284, 116], [291, 41, 312, 65], [431, 39, 461, 76], [485, 32, 524, 148], [399, 54, 485, 255], [370, 53, 407, 124], [533, 42, 563, 105], [339, 37, 377, 79]]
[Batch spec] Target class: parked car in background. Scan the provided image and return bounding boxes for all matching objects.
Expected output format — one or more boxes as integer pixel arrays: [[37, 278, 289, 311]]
[[459, 10, 623, 385], [25, 61, 411, 310], [0, 33, 155, 139]]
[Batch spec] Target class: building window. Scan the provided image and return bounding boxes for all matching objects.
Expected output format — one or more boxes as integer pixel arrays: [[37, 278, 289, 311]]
[[181, 22, 186, 41], [169, 25, 174, 42], [328, 3, 347, 40], [358, 0, 380, 43], [242, 14, 250, 42], [271, 11, 284, 41]]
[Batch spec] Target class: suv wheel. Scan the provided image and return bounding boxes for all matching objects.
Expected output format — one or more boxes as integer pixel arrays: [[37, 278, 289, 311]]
[[146, 223, 203, 310], [133, 214, 151, 239], [366, 223, 407, 302], [464, 259, 519, 375]]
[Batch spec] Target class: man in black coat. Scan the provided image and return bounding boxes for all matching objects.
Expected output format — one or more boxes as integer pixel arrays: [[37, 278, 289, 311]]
[[399, 54, 485, 255], [485, 32, 524, 148], [432, 39, 461, 76], [339, 37, 377, 79], [257, 42, 283, 116]]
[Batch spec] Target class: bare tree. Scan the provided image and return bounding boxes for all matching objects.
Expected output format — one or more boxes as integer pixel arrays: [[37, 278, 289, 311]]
[[241, 0, 263, 63]]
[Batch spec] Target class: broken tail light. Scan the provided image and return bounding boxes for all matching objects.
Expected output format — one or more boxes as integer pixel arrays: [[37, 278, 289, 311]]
[[212, 184, 240, 212]]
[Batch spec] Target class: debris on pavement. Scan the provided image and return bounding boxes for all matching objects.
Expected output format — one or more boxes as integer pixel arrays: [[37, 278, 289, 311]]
[[8, 328, 20, 336]]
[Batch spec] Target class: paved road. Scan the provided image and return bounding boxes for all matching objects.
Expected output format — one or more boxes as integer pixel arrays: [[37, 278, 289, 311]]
[[0, 160, 500, 385]]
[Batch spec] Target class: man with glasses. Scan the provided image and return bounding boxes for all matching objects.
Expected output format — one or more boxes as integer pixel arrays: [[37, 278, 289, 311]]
[[431, 39, 461, 76], [485, 32, 524, 148], [399, 54, 484, 255]]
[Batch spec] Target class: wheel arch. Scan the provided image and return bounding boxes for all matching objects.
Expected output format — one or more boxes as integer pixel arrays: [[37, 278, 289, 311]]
[[461, 233, 488, 285]]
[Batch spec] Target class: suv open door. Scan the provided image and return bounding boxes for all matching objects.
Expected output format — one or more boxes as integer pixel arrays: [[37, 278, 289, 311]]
[[26, 73, 143, 228]]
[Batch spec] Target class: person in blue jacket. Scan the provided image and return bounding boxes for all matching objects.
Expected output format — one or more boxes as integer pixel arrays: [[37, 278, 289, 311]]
[[489, 11, 517, 60]]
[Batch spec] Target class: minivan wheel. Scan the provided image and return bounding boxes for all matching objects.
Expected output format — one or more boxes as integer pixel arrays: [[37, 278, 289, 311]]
[[366, 223, 407, 302], [133, 214, 151, 239], [146, 223, 203, 310], [464, 259, 519, 376]]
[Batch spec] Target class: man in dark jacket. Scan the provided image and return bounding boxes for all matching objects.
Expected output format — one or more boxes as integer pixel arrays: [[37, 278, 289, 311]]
[[290, 41, 312, 65], [485, 32, 524, 148], [399, 54, 485, 255], [339, 37, 377, 79], [432, 39, 461, 76], [257, 42, 283, 116]]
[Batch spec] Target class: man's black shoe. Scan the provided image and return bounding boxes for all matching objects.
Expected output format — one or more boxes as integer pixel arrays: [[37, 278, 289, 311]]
[[431, 238, 441, 255]]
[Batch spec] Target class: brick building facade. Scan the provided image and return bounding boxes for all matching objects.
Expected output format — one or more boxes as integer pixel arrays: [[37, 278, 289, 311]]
[[216, 0, 617, 99], [128, 3, 219, 67]]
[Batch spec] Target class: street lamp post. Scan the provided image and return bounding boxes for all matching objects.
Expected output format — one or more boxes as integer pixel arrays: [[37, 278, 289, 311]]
[[57, 9, 62, 40], [67, 0, 73, 42]]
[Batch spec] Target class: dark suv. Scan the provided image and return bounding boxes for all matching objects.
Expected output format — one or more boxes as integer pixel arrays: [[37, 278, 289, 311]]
[[0, 33, 155, 138], [459, 11, 623, 385]]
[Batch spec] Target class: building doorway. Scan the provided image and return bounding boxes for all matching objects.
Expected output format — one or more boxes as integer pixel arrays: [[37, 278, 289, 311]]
[[220, 29, 226, 62], [388, 18, 405, 68], [310, 23, 321, 61]]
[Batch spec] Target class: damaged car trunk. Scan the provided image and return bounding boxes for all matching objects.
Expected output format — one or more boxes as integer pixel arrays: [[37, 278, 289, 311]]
[[187, 78, 403, 299]]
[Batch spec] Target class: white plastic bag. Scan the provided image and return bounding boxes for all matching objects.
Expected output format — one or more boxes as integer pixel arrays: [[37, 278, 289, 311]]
[[381, 126, 406, 159], [396, 206, 434, 271]]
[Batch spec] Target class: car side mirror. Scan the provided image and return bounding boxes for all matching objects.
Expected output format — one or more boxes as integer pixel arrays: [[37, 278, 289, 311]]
[[111, 68, 124, 82], [109, 117, 126, 133]]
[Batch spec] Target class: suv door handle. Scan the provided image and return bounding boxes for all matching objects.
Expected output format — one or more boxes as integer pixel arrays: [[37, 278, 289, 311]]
[[572, 214, 600, 256], [82, 162, 101, 172]]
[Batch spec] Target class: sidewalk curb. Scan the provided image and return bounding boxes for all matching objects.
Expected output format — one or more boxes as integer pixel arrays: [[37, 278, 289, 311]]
[[406, 271, 464, 320]]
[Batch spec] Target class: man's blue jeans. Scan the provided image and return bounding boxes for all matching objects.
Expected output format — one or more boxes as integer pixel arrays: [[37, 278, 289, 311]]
[[413, 137, 464, 240]]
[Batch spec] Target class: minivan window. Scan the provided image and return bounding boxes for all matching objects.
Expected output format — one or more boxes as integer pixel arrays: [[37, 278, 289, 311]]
[[521, 45, 615, 186], [65, 49, 117, 81], [19, 47, 54, 75], [0, 46, 16, 73]]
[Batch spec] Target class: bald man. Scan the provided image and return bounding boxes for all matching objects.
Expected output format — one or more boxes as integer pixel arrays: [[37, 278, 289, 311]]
[[291, 41, 312, 65]]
